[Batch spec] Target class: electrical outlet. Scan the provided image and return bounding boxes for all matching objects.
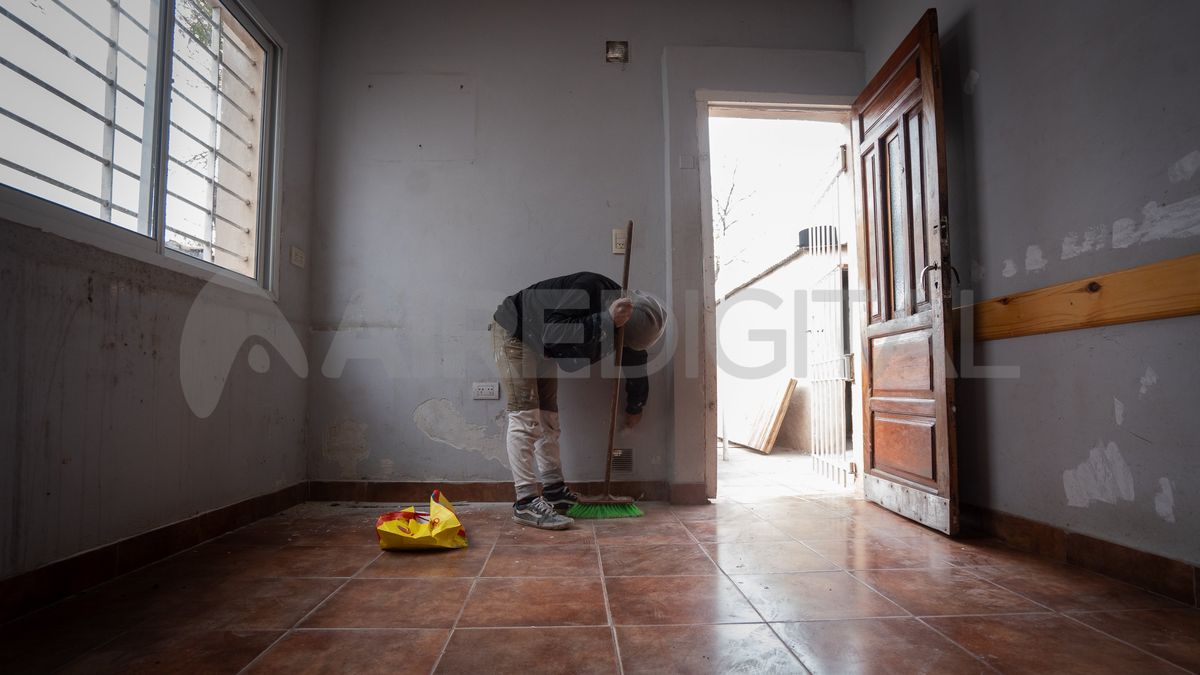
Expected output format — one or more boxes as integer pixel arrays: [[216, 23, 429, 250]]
[[612, 228, 627, 254], [289, 246, 307, 268], [471, 381, 499, 400]]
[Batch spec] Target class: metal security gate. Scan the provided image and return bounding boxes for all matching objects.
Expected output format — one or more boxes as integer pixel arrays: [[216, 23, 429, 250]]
[[806, 147, 854, 487]]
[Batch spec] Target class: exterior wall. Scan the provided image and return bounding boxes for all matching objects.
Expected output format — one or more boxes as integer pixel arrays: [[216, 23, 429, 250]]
[[308, 1, 858, 487], [0, 0, 322, 580], [852, 0, 1200, 564]]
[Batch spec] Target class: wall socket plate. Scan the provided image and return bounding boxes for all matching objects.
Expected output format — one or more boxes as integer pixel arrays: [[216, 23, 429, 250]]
[[471, 381, 499, 400], [612, 228, 627, 254], [289, 246, 307, 268]]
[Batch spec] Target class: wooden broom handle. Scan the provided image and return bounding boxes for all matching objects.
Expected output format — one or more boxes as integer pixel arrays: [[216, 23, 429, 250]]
[[604, 220, 634, 491]]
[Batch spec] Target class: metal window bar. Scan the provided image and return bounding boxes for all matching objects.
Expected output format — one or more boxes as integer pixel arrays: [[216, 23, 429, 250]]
[[172, 17, 256, 92], [164, 186, 247, 234], [168, 155, 253, 213], [99, 0, 121, 221], [168, 120, 252, 177], [171, 53, 256, 123], [178, 0, 258, 66], [0, 157, 137, 218], [49, 0, 148, 71], [0, 57, 143, 144], [204, 2, 222, 259], [164, 224, 247, 260], [108, 0, 151, 36], [0, 6, 145, 107], [171, 84, 254, 148], [0, 107, 140, 182]]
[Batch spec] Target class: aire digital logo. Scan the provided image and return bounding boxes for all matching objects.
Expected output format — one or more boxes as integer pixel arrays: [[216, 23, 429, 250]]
[[180, 275, 308, 418]]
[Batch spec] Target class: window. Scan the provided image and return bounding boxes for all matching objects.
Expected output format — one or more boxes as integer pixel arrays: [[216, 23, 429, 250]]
[[0, 0, 281, 284]]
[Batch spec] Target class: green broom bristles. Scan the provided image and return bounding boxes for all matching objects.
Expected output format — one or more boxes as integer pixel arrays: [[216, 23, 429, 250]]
[[567, 502, 644, 519]]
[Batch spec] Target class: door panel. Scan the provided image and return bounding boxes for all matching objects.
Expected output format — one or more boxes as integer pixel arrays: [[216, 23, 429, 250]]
[[853, 9, 958, 534], [870, 331, 932, 392], [872, 414, 936, 482]]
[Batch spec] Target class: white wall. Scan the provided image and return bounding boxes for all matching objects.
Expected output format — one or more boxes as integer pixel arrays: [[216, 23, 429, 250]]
[[0, 0, 323, 579], [853, 0, 1200, 564], [307, 0, 859, 488]]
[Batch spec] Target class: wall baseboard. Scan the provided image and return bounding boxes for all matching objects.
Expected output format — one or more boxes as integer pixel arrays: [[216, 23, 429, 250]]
[[961, 503, 1197, 606], [308, 480, 672, 503], [669, 483, 710, 505], [0, 482, 309, 623]]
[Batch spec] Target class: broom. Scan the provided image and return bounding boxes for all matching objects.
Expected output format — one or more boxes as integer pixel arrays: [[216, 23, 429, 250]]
[[567, 220, 644, 519]]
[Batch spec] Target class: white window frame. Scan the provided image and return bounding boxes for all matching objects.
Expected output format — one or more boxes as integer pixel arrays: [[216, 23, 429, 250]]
[[0, 0, 287, 298]]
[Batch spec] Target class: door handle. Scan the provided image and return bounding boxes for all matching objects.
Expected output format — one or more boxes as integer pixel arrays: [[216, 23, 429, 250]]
[[920, 263, 960, 295], [920, 263, 939, 296]]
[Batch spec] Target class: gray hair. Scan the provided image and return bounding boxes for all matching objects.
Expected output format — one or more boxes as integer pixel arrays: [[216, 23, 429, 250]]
[[623, 290, 667, 351]]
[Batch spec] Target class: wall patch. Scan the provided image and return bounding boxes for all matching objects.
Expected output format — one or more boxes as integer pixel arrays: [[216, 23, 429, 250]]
[[1168, 150, 1200, 184], [1154, 478, 1175, 523], [1063, 440, 1135, 508], [1113, 397, 1124, 426], [413, 398, 509, 467], [1025, 245, 1047, 273], [1112, 196, 1200, 249], [1139, 366, 1158, 398], [1001, 259, 1017, 278]]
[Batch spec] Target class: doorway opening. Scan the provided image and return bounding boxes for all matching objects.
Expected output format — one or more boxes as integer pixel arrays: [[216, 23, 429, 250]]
[[703, 104, 861, 500]]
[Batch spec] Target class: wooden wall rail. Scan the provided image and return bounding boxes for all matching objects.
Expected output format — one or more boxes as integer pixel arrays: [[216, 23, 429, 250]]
[[962, 252, 1200, 342]]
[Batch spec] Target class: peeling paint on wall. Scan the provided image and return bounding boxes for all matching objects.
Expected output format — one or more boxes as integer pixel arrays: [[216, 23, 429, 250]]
[[1113, 397, 1124, 426], [962, 69, 980, 95], [1112, 196, 1200, 249], [1061, 224, 1109, 260], [413, 398, 509, 467], [324, 419, 369, 478], [1063, 440, 1135, 508], [1168, 150, 1200, 183], [1001, 259, 1017, 278], [1154, 478, 1175, 523], [1139, 366, 1158, 398], [1024, 245, 1047, 273]]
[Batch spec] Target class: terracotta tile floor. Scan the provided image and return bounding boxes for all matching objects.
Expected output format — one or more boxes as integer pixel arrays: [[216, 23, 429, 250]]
[[3, 498, 1198, 674]]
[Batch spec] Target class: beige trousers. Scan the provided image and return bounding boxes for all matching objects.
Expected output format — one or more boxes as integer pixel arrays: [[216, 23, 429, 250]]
[[491, 321, 564, 500]]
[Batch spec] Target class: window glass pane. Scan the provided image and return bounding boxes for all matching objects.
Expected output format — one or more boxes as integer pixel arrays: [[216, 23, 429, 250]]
[[0, 0, 158, 234], [164, 0, 267, 279]]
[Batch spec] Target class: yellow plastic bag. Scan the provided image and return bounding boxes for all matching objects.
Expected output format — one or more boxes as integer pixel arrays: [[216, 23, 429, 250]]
[[375, 490, 469, 550]]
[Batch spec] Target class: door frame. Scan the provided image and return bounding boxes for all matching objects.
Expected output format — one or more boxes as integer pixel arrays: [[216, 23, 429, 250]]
[[694, 91, 865, 498]]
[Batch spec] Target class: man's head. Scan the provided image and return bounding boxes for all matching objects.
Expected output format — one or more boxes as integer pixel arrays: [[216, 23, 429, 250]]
[[623, 290, 667, 350]]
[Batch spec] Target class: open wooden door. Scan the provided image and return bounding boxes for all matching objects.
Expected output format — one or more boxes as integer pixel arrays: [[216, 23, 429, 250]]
[[852, 9, 958, 534]]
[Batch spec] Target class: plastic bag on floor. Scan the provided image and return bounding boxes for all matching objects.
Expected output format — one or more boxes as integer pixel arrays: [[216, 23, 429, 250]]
[[375, 490, 468, 550]]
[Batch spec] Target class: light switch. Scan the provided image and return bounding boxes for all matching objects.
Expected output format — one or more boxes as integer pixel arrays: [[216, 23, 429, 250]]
[[289, 246, 306, 268]]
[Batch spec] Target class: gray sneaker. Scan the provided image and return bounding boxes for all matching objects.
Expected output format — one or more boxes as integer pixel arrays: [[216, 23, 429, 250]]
[[513, 496, 574, 530]]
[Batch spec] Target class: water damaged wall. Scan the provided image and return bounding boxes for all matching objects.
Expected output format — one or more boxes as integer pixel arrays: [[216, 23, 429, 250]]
[[0, 0, 323, 580], [306, 0, 857, 486], [853, 0, 1200, 564]]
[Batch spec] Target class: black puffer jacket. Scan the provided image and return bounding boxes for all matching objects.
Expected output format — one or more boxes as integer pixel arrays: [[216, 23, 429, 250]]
[[494, 271, 649, 414]]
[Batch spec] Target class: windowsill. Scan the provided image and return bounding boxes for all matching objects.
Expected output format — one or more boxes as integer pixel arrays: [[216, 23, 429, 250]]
[[0, 184, 276, 301]]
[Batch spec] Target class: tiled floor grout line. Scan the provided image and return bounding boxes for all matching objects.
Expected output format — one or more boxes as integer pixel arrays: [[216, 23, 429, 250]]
[[678, 511, 815, 675], [1056, 611, 1197, 673], [593, 536, 625, 675], [951, 564, 1195, 673], [722, 498, 1013, 675], [427, 538, 499, 674], [236, 549, 384, 674], [911, 616, 1004, 674]]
